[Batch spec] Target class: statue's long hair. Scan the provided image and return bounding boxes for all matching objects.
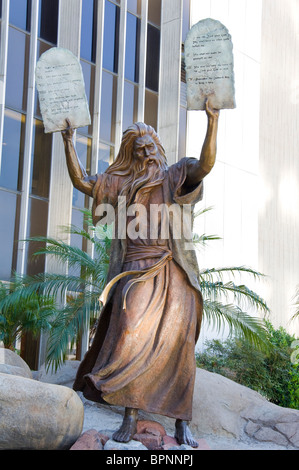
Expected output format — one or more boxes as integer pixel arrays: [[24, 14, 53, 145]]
[[105, 123, 167, 206]]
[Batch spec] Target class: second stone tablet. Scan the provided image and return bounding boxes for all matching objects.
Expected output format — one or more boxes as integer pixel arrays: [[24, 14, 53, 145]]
[[185, 18, 236, 111]]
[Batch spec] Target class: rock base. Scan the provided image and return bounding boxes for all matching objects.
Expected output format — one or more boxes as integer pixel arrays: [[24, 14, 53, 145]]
[[70, 420, 211, 451]]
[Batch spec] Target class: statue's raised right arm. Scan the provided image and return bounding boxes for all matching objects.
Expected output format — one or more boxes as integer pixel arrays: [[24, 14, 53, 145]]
[[185, 99, 219, 187], [61, 119, 96, 197]]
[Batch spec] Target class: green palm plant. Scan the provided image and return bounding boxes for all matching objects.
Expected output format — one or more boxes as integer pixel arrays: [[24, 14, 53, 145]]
[[0, 279, 55, 350], [0, 211, 111, 370], [193, 207, 270, 350]]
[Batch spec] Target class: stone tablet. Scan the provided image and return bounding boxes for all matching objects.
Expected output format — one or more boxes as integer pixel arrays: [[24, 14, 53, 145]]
[[185, 18, 236, 110], [35, 47, 91, 133]]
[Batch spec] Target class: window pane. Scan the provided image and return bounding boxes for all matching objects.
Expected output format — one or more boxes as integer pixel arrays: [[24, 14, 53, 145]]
[[81, 0, 97, 62], [34, 41, 52, 117], [148, 0, 161, 26], [73, 134, 91, 208], [146, 24, 160, 92], [125, 13, 140, 82], [38, 0, 58, 44], [127, 0, 141, 16], [0, 0, 2, 18], [98, 142, 113, 173], [144, 90, 158, 130], [80, 60, 95, 135], [0, 110, 25, 191], [0, 191, 20, 280], [123, 81, 138, 132], [26, 197, 48, 275], [100, 71, 117, 143], [9, 0, 31, 31], [178, 107, 187, 157], [30, 119, 52, 198], [103, 0, 120, 73], [70, 208, 85, 277], [182, 0, 190, 42], [6, 27, 29, 111]]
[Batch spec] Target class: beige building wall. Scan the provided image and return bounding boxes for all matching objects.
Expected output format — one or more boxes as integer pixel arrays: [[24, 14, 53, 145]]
[[188, 0, 299, 344], [187, 0, 263, 347], [259, 0, 299, 335]]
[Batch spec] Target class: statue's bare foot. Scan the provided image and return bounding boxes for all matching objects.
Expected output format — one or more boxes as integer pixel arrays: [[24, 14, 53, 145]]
[[112, 408, 138, 443], [175, 419, 198, 448]]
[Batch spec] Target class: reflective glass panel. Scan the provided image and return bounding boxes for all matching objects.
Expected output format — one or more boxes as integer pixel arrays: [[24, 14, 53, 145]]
[[0, 109, 25, 191], [103, 0, 120, 73], [182, 0, 190, 42], [81, 0, 97, 62], [9, 0, 31, 31], [26, 197, 48, 276], [144, 90, 158, 130], [0, 0, 2, 18], [35, 41, 52, 117], [125, 13, 140, 82], [123, 81, 138, 132], [69, 208, 85, 277], [6, 26, 29, 111], [72, 134, 91, 208], [127, 0, 141, 16], [148, 0, 161, 26], [38, 0, 58, 44], [30, 119, 52, 198], [146, 24, 160, 92], [80, 60, 95, 135], [98, 142, 113, 173], [100, 71, 117, 143], [178, 107, 187, 157], [0, 191, 20, 280]]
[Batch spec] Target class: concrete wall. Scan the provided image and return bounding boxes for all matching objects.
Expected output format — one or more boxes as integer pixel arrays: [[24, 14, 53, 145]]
[[188, 0, 263, 347], [188, 0, 299, 345], [259, 0, 299, 335]]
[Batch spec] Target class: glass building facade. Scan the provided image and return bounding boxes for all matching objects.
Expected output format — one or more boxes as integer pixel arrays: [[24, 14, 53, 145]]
[[1, 0, 298, 366], [0, 0, 187, 366]]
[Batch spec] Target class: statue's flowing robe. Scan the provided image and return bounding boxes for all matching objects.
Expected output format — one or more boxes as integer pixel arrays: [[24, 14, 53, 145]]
[[73, 158, 204, 420]]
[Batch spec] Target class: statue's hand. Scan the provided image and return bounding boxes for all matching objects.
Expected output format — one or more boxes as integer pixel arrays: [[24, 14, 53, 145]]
[[61, 119, 74, 142], [205, 98, 220, 120]]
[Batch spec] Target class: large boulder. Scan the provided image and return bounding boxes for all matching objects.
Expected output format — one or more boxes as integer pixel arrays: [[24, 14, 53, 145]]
[[0, 372, 84, 450], [36, 360, 80, 387], [191, 368, 299, 448], [33, 360, 299, 449], [0, 348, 32, 379]]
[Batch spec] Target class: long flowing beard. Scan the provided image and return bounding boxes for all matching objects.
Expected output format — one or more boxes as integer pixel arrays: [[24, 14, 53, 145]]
[[120, 155, 166, 207]]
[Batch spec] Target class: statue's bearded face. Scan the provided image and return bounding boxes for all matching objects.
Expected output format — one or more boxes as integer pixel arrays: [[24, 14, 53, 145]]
[[133, 134, 159, 167], [106, 125, 167, 206]]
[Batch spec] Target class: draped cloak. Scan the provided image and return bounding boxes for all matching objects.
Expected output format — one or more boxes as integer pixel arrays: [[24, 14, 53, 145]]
[[73, 157, 204, 421]]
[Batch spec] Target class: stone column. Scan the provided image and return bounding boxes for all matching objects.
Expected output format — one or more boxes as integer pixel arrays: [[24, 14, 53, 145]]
[[39, 0, 82, 367], [158, 0, 183, 165]]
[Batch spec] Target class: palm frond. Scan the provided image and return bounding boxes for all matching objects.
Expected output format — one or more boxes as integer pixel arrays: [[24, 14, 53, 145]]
[[203, 300, 270, 351], [200, 265, 267, 282], [0, 273, 100, 312], [193, 205, 214, 219], [45, 291, 98, 372], [291, 285, 299, 322], [200, 280, 269, 316], [26, 236, 97, 275]]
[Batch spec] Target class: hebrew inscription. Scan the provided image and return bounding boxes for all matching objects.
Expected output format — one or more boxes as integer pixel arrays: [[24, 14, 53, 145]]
[[35, 48, 91, 133], [185, 18, 236, 110]]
